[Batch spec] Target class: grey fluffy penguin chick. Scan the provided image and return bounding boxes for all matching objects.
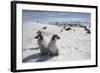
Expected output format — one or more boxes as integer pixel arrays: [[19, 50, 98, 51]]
[[35, 31, 48, 55], [47, 34, 60, 56]]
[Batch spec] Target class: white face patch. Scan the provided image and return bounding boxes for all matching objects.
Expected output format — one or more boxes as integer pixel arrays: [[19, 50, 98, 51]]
[[55, 35, 60, 40]]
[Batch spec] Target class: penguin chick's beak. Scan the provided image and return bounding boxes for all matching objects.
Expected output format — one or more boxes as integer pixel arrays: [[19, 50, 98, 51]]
[[34, 36, 38, 39]]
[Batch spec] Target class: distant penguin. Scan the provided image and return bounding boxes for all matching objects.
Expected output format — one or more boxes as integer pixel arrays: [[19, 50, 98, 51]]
[[47, 34, 60, 56], [43, 27, 47, 30]]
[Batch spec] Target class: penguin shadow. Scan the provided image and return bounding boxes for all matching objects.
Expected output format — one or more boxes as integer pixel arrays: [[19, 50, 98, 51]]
[[23, 53, 54, 62], [23, 47, 39, 51]]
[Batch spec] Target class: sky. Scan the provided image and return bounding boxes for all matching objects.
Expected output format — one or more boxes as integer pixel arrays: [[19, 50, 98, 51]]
[[22, 10, 91, 24]]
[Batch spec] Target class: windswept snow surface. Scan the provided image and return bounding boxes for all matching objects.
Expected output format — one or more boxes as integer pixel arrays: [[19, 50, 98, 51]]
[[22, 22, 91, 62]]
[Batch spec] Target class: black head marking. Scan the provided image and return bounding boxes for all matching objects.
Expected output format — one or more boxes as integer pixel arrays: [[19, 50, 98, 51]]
[[37, 31, 41, 34], [52, 35, 60, 40]]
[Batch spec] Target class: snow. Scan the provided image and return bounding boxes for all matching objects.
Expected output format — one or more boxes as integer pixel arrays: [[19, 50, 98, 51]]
[[22, 22, 91, 62]]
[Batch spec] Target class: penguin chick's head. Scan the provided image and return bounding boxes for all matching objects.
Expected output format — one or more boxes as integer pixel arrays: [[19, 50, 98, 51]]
[[37, 31, 41, 34], [35, 34, 43, 40], [52, 35, 60, 40]]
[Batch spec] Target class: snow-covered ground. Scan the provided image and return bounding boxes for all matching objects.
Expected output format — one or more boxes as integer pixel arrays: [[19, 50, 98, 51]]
[[22, 22, 91, 62]]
